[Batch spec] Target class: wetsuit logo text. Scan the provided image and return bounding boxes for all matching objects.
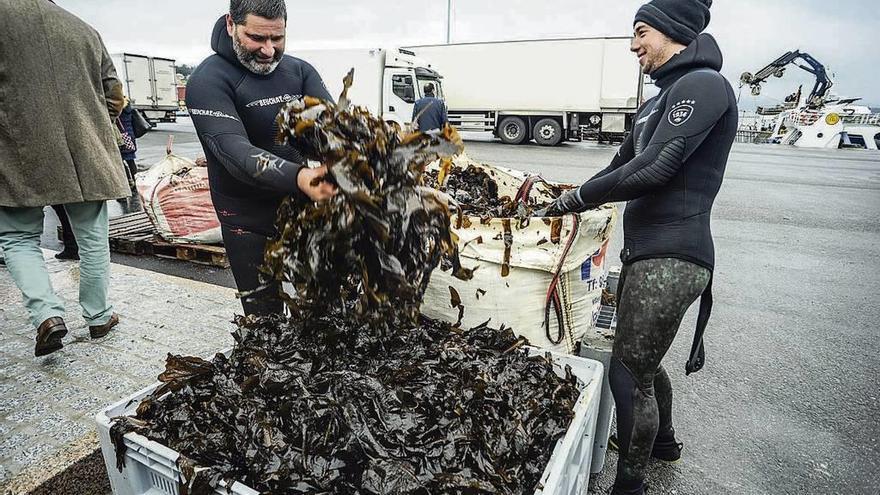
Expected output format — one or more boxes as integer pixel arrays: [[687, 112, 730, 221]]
[[668, 100, 696, 126], [189, 108, 240, 121], [245, 94, 301, 108]]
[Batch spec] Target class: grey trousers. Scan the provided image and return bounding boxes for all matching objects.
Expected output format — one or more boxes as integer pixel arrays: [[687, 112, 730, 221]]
[[0, 202, 114, 328]]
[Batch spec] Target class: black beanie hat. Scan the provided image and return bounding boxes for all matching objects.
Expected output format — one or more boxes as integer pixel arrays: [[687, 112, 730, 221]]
[[634, 0, 712, 46]]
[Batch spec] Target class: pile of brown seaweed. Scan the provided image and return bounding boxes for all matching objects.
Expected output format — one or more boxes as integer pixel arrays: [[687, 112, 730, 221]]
[[262, 71, 472, 330], [426, 164, 517, 218], [111, 312, 579, 494], [109, 72, 581, 494], [425, 164, 564, 222]]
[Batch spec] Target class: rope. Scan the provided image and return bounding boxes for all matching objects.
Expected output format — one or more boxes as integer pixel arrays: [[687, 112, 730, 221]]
[[514, 175, 547, 204], [543, 213, 580, 345]]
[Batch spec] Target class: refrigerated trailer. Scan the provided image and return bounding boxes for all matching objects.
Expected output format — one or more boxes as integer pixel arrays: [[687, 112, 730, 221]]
[[404, 38, 642, 146], [111, 53, 178, 124], [294, 48, 443, 128]]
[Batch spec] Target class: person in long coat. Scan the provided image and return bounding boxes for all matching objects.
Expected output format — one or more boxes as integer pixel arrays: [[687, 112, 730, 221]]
[[118, 98, 139, 189], [0, 0, 130, 356]]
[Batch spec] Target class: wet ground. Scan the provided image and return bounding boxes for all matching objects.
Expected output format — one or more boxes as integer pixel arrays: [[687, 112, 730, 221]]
[[26, 118, 880, 494], [0, 252, 239, 493]]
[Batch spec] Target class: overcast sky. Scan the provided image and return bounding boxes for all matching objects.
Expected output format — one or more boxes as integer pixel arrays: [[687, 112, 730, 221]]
[[59, 0, 878, 108]]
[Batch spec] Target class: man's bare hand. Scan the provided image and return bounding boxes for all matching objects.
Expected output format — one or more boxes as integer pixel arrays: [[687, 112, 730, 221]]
[[297, 166, 337, 201]]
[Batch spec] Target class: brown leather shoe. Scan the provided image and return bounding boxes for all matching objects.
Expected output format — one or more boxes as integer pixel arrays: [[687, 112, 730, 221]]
[[35, 317, 68, 357], [89, 313, 119, 339]]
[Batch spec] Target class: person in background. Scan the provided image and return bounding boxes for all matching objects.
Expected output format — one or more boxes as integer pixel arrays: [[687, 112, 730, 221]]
[[186, 0, 336, 317], [0, 0, 129, 356], [411, 83, 448, 132], [541, 0, 736, 493], [52, 205, 80, 260], [117, 97, 139, 190]]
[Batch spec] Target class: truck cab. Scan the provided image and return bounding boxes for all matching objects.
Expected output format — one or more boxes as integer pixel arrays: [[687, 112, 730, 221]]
[[387, 64, 444, 128], [294, 48, 443, 128]]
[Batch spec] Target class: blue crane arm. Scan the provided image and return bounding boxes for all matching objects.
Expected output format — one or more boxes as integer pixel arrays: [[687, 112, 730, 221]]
[[740, 50, 832, 106]]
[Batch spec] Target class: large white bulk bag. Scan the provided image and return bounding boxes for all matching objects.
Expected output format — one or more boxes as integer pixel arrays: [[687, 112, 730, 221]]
[[136, 153, 222, 245], [422, 154, 616, 354]]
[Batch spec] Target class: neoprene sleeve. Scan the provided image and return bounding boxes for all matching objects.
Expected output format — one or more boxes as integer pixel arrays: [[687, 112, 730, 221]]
[[572, 70, 730, 210]]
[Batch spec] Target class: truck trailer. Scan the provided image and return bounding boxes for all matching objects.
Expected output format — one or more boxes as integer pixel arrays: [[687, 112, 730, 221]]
[[404, 38, 642, 145], [293, 48, 443, 129], [111, 53, 178, 124]]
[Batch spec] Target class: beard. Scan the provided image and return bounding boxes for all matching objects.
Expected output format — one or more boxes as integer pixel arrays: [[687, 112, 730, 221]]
[[232, 29, 283, 75], [642, 40, 680, 75], [641, 54, 660, 75]]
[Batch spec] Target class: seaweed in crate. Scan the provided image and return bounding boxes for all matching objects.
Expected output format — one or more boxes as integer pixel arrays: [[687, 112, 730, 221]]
[[110, 312, 581, 494]]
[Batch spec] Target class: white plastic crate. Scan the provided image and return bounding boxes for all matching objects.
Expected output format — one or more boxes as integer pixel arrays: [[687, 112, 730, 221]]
[[579, 265, 620, 474], [96, 350, 603, 495], [530, 350, 604, 495]]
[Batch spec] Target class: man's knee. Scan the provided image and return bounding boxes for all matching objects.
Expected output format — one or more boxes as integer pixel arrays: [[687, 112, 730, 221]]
[[0, 230, 43, 248], [611, 355, 656, 392], [0, 208, 45, 239]]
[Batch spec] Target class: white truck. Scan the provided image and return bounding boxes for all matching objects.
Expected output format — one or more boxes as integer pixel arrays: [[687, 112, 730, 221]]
[[293, 48, 443, 128], [404, 38, 643, 146], [111, 53, 178, 124]]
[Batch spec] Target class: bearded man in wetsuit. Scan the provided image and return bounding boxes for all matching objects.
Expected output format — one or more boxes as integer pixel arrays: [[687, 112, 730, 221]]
[[542, 0, 736, 493], [187, 0, 336, 315]]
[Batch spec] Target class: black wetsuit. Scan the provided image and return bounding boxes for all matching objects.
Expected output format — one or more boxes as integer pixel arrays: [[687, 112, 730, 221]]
[[186, 17, 332, 315], [550, 33, 737, 489]]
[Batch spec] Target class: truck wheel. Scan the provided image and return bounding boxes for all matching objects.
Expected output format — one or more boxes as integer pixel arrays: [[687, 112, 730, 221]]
[[533, 118, 563, 146], [498, 116, 527, 144]]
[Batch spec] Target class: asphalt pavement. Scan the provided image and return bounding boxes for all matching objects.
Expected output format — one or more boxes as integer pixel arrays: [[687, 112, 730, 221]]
[[464, 136, 880, 494], [33, 118, 880, 494]]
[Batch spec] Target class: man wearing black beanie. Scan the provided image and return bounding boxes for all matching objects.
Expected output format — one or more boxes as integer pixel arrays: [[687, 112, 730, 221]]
[[542, 1, 737, 493]]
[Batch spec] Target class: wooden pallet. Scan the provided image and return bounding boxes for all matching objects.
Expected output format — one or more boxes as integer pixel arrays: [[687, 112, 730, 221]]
[[151, 238, 229, 268], [58, 211, 231, 268], [109, 211, 157, 256]]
